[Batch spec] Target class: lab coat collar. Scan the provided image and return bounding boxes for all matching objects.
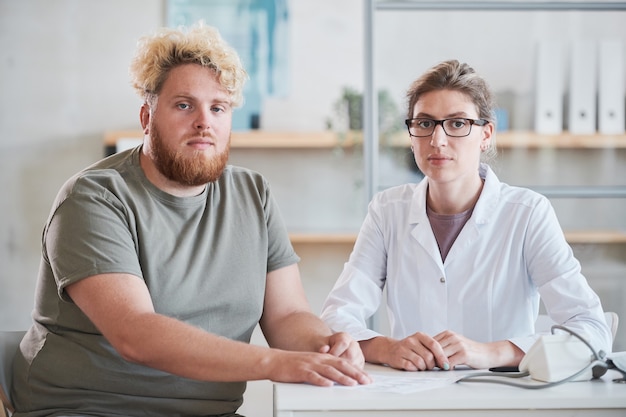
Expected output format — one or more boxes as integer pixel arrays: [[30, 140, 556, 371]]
[[474, 163, 501, 226], [408, 179, 441, 267], [407, 163, 502, 267], [408, 163, 500, 226]]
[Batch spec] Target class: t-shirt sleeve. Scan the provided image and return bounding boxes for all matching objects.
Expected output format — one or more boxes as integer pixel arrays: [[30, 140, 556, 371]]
[[263, 181, 300, 272], [43, 175, 143, 300]]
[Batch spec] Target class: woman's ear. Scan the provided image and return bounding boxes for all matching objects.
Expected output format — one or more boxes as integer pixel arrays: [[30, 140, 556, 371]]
[[480, 121, 494, 151]]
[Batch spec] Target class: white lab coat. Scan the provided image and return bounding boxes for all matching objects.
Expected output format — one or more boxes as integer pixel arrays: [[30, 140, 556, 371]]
[[321, 164, 612, 353]]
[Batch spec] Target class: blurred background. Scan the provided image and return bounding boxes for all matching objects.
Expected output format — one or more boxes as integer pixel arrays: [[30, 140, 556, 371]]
[[1, 1, 626, 415]]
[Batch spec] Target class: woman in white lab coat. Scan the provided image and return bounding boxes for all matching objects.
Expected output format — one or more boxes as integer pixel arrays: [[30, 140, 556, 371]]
[[320, 60, 612, 372]]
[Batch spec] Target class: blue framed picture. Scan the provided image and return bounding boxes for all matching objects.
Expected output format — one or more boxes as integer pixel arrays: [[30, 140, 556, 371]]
[[167, 0, 290, 130]]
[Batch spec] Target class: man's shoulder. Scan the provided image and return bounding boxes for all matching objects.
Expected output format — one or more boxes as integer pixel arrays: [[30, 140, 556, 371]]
[[220, 165, 268, 188], [223, 164, 263, 177], [56, 149, 139, 203], [70, 147, 134, 177]]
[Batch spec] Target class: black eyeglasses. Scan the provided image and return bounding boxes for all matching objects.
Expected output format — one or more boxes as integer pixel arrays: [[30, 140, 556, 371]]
[[405, 118, 488, 138]]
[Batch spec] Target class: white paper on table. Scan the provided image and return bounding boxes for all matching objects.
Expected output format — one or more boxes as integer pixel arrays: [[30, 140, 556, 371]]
[[337, 373, 459, 394]]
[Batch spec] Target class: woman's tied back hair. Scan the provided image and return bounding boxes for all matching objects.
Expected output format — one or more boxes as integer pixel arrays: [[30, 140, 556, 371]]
[[406, 60, 495, 125], [129, 22, 248, 107]]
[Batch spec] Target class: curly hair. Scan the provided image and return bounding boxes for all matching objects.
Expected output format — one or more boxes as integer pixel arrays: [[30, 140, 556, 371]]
[[129, 22, 248, 108]]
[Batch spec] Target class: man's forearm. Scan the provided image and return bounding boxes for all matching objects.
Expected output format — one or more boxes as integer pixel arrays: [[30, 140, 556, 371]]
[[262, 310, 332, 352], [113, 311, 280, 382]]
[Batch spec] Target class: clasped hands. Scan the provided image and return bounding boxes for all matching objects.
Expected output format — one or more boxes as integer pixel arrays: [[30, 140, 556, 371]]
[[362, 330, 521, 372]]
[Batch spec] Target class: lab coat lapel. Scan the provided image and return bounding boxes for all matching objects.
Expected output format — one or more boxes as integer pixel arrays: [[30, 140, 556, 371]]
[[444, 216, 480, 265], [445, 164, 500, 263], [409, 179, 444, 270]]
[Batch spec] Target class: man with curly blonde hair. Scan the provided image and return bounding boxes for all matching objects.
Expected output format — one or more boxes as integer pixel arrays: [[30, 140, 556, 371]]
[[12, 23, 370, 417]]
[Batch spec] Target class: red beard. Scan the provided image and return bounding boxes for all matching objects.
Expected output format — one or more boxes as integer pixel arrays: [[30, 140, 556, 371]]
[[148, 123, 230, 186]]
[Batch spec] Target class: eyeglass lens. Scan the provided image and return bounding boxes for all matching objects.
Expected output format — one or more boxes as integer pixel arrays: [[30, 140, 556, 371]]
[[407, 118, 474, 137]]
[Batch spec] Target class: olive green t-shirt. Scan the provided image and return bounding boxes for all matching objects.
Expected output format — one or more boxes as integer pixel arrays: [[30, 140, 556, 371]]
[[13, 146, 299, 416]]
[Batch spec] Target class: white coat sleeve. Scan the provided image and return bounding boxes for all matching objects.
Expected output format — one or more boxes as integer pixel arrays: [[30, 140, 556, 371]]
[[509, 196, 612, 354], [320, 198, 388, 341]]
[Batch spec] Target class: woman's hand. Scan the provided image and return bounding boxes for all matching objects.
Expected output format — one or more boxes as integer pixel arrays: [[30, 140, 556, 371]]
[[360, 333, 450, 371], [433, 330, 524, 369]]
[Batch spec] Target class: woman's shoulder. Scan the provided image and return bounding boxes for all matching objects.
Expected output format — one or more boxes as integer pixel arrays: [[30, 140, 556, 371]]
[[484, 164, 547, 205], [490, 181, 554, 220], [375, 182, 420, 200], [370, 182, 424, 213], [498, 181, 548, 203]]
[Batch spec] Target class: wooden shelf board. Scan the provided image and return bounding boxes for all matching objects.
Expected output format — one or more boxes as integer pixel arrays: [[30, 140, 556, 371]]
[[104, 130, 142, 146], [104, 130, 361, 149], [289, 233, 357, 244], [231, 131, 360, 148], [496, 132, 626, 149], [564, 231, 626, 244], [105, 130, 626, 150], [290, 231, 626, 245], [386, 131, 626, 149]]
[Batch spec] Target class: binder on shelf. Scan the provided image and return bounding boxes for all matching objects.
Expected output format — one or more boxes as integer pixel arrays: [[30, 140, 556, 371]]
[[534, 41, 564, 134], [568, 41, 597, 134], [598, 40, 625, 134]]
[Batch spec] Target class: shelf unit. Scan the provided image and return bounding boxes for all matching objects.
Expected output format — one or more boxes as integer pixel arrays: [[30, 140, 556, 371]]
[[362, 0, 626, 199], [363, 1, 626, 347], [361, 0, 626, 246], [104, 130, 626, 244]]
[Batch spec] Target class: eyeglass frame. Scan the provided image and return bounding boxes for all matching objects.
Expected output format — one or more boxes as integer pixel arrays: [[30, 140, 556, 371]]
[[404, 117, 489, 138]]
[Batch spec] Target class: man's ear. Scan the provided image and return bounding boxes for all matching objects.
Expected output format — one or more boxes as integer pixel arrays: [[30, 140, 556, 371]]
[[140, 104, 150, 134]]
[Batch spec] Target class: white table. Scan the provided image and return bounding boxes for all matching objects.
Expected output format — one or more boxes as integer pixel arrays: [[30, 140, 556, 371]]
[[273, 364, 626, 416]]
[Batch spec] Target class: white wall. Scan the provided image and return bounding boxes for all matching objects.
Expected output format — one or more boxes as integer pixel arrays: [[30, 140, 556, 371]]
[[0, 0, 160, 328]]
